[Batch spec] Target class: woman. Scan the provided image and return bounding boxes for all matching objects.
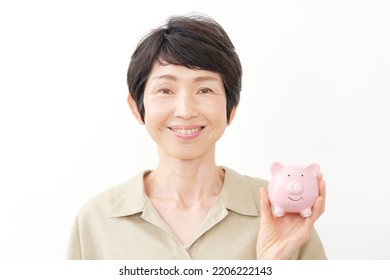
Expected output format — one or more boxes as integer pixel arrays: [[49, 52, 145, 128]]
[[66, 14, 326, 260]]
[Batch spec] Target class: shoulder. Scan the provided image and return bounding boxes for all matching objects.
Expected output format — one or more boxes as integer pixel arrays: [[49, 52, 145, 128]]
[[75, 181, 126, 221], [76, 171, 147, 220], [221, 166, 268, 214], [223, 166, 268, 189]]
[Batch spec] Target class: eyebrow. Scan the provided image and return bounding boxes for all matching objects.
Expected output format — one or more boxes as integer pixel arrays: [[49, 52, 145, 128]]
[[151, 74, 219, 83], [151, 75, 177, 81], [194, 76, 219, 83]]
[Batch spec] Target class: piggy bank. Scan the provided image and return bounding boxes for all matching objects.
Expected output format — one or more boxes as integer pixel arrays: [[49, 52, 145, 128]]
[[267, 162, 320, 217]]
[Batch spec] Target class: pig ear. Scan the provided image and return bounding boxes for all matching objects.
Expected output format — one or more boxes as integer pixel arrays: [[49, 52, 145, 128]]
[[271, 162, 284, 174], [306, 163, 320, 176]]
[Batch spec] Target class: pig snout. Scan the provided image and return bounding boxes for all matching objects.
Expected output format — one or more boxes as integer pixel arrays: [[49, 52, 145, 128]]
[[287, 182, 304, 195]]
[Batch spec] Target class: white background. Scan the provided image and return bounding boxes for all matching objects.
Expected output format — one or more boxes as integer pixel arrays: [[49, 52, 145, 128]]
[[0, 0, 389, 260]]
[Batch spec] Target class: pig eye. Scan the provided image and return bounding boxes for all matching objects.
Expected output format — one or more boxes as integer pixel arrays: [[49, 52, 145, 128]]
[[301, 174, 304, 177], [288, 174, 290, 177]]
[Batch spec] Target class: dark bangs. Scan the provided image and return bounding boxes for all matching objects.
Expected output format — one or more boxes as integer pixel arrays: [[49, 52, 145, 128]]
[[127, 15, 242, 122]]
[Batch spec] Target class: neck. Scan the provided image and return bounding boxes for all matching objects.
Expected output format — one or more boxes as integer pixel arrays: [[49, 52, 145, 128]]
[[145, 150, 224, 204]]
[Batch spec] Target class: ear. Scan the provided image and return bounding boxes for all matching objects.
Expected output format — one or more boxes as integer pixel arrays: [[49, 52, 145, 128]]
[[306, 163, 320, 176], [127, 94, 144, 124], [271, 162, 284, 175], [227, 106, 237, 125]]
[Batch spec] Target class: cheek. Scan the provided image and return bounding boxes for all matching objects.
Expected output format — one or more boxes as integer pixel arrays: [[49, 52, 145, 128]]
[[207, 100, 228, 124], [143, 98, 171, 122]]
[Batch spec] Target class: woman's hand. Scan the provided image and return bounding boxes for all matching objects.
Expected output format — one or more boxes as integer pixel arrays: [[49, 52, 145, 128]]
[[256, 173, 326, 259]]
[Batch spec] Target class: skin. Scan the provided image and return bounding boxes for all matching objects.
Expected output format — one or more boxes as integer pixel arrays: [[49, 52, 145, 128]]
[[128, 62, 233, 245], [128, 62, 326, 258]]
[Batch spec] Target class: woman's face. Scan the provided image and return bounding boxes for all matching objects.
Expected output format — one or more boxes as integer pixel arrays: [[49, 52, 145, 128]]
[[140, 62, 233, 160]]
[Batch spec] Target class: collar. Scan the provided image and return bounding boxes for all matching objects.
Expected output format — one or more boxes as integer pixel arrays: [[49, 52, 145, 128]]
[[109, 167, 259, 218], [109, 170, 149, 217], [220, 166, 259, 216]]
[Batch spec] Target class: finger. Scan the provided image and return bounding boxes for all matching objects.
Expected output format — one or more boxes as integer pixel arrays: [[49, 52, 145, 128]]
[[316, 171, 326, 211], [259, 186, 273, 219], [312, 195, 324, 220], [310, 177, 326, 219], [317, 173, 324, 192], [318, 179, 326, 215], [316, 172, 323, 182]]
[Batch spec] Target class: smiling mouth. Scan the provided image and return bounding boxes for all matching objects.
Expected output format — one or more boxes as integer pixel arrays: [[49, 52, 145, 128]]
[[288, 196, 303, 201], [169, 126, 205, 135]]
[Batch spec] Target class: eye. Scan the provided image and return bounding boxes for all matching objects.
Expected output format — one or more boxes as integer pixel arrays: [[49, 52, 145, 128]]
[[288, 174, 290, 177], [157, 88, 173, 95], [197, 88, 213, 94], [301, 174, 304, 177]]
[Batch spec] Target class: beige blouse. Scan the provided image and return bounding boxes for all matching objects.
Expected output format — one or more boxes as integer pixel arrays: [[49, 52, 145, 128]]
[[66, 167, 327, 259]]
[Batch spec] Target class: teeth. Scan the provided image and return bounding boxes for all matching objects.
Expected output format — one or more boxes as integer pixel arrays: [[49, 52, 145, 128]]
[[172, 127, 202, 135]]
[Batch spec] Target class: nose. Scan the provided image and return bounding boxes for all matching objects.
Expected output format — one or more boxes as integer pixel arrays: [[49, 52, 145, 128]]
[[288, 182, 304, 195], [174, 93, 199, 120]]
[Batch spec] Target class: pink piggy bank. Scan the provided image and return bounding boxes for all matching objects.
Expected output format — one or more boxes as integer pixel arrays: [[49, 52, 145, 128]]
[[267, 162, 320, 218]]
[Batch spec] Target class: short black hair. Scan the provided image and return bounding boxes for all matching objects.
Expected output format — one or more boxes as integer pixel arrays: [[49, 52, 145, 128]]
[[127, 14, 242, 122]]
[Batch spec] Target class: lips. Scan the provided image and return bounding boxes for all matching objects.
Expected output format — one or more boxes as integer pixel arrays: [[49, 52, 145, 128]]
[[169, 125, 205, 138], [171, 127, 202, 135]]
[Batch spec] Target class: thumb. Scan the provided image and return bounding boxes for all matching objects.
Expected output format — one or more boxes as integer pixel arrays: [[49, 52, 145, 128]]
[[259, 186, 273, 219]]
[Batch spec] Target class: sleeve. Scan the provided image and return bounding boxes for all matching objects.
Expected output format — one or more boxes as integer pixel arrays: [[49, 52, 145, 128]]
[[66, 217, 83, 260], [295, 227, 327, 260]]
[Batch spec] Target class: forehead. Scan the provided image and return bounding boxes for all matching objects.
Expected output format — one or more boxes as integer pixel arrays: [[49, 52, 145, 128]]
[[148, 62, 223, 83]]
